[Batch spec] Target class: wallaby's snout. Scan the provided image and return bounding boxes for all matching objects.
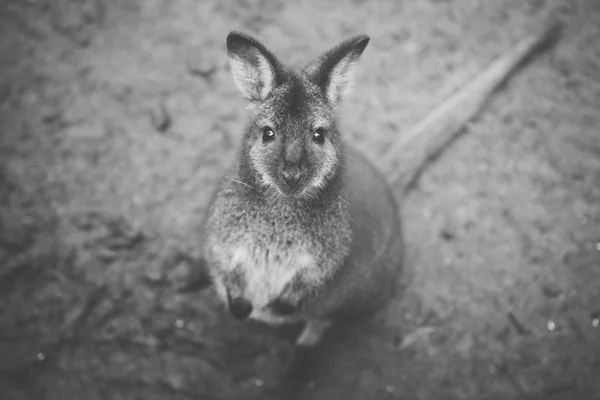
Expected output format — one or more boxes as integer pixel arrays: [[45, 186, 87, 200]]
[[228, 295, 253, 320], [280, 138, 306, 189], [280, 169, 304, 189]]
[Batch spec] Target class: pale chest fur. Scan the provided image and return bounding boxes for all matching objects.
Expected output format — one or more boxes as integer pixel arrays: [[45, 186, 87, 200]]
[[207, 235, 317, 314], [203, 181, 353, 321]]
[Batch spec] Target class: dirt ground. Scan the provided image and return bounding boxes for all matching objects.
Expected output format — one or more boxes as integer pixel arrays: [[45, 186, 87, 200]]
[[1, 0, 600, 399]]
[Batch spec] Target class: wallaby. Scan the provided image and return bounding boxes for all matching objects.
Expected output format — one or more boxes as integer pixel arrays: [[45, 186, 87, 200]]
[[200, 23, 560, 348], [203, 31, 401, 347]]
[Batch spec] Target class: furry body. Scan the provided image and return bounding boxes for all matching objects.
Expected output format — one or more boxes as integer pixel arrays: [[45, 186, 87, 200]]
[[204, 144, 403, 325], [202, 31, 403, 345]]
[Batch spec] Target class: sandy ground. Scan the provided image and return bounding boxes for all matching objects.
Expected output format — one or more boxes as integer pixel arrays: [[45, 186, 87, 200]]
[[1, 0, 600, 399]]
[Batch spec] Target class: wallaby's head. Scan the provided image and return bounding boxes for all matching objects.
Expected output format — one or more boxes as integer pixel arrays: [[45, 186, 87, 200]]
[[227, 31, 370, 200]]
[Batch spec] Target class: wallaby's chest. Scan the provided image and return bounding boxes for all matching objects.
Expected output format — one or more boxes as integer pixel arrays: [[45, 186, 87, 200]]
[[203, 185, 352, 275]]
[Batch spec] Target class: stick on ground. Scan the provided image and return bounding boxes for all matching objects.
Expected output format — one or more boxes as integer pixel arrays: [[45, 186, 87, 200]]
[[382, 19, 563, 192]]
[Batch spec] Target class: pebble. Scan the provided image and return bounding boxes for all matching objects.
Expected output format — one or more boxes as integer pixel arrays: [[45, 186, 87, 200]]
[[187, 53, 217, 80], [591, 312, 599, 328], [166, 372, 185, 390], [144, 263, 164, 283], [133, 334, 160, 349], [41, 108, 63, 124], [150, 101, 172, 133], [94, 247, 117, 262], [103, 231, 144, 251], [547, 320, 556, 331], [541, 283, 562, 299], [439, 228, 455, 241]]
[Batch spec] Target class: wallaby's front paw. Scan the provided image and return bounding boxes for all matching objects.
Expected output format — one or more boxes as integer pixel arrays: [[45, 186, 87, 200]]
[[295, 319, 332, 347]]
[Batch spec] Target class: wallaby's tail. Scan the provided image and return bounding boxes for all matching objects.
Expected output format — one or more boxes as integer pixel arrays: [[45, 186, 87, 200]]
[[381, 18, 562, 192]]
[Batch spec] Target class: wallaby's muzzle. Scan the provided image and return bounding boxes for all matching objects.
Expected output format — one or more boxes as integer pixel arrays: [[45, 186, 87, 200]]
[[280, 169, 304, 189]]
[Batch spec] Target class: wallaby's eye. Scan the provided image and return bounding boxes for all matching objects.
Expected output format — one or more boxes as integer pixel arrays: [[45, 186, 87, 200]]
[[270, 298, 297, 316], [262, 127, 275, 142], [312, 128, 326, 144]]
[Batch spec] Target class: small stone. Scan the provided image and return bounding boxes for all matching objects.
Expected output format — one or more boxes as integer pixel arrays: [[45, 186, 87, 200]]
[[595, 243, 600, 252], [105, 230, 145, 251], [36, 352, 46, 361], [166, 372, 185, 390], [175, 319, 185, 329], [144, 263, 165, 283], [385, 384, 394, 393], [41, 108, 63, 124], [591, 311, 599, 328], [95, 247, 117, 262], [541, 283, 562, 299], [187, 53, 217, 80], [439, 228, 455, 241], [398, 326, 435, 349], [133, 334, 160, 348], [254, 378, 264, 387], [150, 101, 172, 133], [547, 320, 556, 331]]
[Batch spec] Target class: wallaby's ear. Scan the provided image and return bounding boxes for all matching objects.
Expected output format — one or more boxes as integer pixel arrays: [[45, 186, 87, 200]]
[[226, 31, 284, 103], [305, 34, 370, 107]]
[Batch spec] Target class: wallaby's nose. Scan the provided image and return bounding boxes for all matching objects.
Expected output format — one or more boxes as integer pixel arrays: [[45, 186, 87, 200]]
[[228, 296, 253, 320], [281, 170, 303, 188]]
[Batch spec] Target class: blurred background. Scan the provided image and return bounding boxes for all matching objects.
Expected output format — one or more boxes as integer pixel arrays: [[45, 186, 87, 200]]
[[1, 0, 599, 399]]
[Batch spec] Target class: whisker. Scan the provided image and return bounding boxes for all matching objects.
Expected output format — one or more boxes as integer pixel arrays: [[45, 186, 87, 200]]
[[231, 179, 255, 191]]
